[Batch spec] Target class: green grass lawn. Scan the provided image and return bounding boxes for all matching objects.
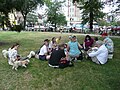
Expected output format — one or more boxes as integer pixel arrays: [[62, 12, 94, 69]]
[[0, 31, 120, 90]]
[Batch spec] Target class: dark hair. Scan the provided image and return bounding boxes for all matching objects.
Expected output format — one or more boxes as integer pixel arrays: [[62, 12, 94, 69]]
[[94, 37, 98, 41], [52, 37, 56, 43], [72, 35, 76, 38], [52, 37, 56, 41], [85, 35, 92, 41], [58, 43, 64, 48], [44, 39, 49, 42], [11, 43, 19, 49]]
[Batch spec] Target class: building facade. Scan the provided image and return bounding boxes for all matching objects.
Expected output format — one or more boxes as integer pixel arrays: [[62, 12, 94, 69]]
[[60, 0, 82, 26]]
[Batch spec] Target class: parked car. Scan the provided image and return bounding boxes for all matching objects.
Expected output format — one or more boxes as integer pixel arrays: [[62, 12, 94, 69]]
[[26, 24, 34, 31], [63, 26, 71, 32], [34, 25, 39, 31], [72, 24, 86, 33], [40, 26, 46, 31]]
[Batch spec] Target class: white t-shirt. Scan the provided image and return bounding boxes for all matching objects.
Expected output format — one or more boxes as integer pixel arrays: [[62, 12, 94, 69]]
[[8, 48, 17, 60], [8, 48, 18, 65], [88, 44, 108, 64], [39, 45, 48, 55]]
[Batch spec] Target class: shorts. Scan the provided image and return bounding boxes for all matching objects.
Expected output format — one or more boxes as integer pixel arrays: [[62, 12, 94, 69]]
[[39, 55, 46, 60]]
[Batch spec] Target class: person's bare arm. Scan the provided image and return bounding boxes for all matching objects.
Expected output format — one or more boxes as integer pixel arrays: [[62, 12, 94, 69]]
[[83, 42, 85, 49], [78, 43, 83, 49], [67, 44, 70, 52]]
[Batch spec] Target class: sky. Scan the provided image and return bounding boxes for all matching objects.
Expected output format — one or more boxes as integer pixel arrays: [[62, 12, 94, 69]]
[[36, 0, 118, 15]]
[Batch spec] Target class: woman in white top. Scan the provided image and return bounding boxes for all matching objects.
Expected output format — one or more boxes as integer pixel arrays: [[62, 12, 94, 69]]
[[49, 37, 58, 51], [88, 40, 108, 64], [8, 43, 20, 65], [35, 39, 50, 60]]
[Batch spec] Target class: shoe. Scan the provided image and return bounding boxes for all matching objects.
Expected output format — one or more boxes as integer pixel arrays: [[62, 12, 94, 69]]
[[70, 57, 75, 61], [74, 58, 77, 62]]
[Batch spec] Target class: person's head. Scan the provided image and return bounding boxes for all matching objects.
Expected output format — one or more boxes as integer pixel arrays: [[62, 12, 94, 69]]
[[44, 39, 49, 46], [58, 43, 65, 50], [11, 43, 20, 50], [69, 35, 72, 41], [71, 35, 77, 42], [94, 37, 98, 41], [52, 37, 56, 41], [101, 33, 108, 39], [58, 36, 61, 40], [85, 35, 92, 41], [95, 40, 103, 47], [64, 43, 67, 48]]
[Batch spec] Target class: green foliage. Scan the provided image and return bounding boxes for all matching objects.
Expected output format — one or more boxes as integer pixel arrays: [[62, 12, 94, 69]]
[[0, 0, 44, 30], [73, 0, 105, 32], [11, 25, 23, 32], [97, 19, 109, 26], [14, 0, 44, 29], [46, 0, 67, 29], [26, 13, 38, 23]]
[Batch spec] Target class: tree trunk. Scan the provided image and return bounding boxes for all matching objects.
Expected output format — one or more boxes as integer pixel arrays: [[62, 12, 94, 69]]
[[23, 14, 27, 30], [2, 21, 5, 30], [89, 11, 93, 32], [55, 23, 57, 32]]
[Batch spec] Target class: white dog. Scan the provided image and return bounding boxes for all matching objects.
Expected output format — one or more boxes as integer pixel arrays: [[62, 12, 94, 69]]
[[27, 51, 35, 59], [2, 49, 8, 58], [12, 59, 30, 71]]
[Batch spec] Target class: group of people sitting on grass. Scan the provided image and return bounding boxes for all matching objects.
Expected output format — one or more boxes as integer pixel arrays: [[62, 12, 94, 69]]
[[2, 33, 114, 69]]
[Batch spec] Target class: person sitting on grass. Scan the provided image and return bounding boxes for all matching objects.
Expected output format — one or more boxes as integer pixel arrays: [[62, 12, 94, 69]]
[[56, 36, 61, 44], [48, 43, 73, 68], [102, 33, 114, 59], [87, 40, 108, 65], [83, 35, 94, 51], [8, 43, 20, 65], [67, 35, 83, 61], [49, 37, 58, 51], [34, 39, 51, 61]]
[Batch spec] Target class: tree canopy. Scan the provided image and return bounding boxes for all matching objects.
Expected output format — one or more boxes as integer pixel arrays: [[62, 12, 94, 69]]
[[0, 0, 44, 30], [45, 0, 67, 31], [73, 0, 105, 32]]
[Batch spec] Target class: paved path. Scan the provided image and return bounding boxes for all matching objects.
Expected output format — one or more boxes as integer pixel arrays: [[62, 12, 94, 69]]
[[47, 32, 120, 38]]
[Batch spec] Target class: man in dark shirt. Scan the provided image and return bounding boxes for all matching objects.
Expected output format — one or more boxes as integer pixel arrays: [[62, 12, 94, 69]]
[[48, 44, 66, 67]]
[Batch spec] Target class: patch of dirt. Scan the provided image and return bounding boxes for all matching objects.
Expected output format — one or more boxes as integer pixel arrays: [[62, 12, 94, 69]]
[[0, 42, 10, 46]]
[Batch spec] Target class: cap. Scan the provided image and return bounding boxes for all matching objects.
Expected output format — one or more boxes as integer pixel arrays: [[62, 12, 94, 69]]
[[101, 33, 108, 37], [72, 35, 76, 38]]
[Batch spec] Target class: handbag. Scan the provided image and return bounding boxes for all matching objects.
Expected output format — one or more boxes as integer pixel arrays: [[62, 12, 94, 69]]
[[59, 58, 73, 68]]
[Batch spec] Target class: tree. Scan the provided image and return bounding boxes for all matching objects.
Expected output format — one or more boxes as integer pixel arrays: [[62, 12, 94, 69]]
[[26, 13, 38, 23], [14, 0, 44, 29], [73, 0, 105, 32], [0, 0, 15, 29], [46, 0, 67, 31]]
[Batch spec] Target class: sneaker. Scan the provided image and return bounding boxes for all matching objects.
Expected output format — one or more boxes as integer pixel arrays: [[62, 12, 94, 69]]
[[74, 58, 77, 62], [70, 57, 75, 61]]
